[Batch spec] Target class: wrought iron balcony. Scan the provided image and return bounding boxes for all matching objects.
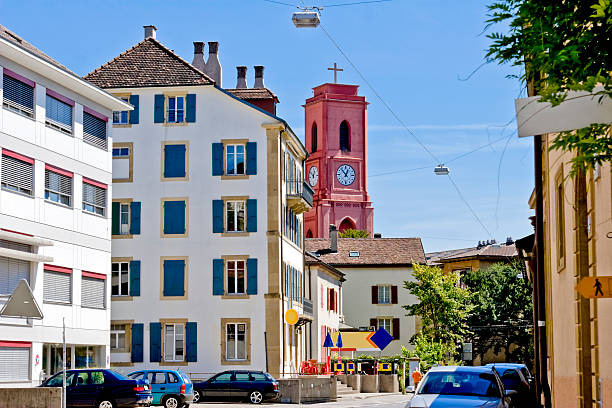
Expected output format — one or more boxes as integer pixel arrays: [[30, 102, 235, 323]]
[[286, 180, 314, 213]]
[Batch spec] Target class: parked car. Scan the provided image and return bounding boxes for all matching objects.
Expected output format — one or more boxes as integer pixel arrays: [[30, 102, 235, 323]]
[[127, 369, 193, 408], [406, 366, 515, 408], [486, 364, 534, 407], [40, 369, 152, 408], [485, 363, 534, 389], [192, 370, 279, 404]]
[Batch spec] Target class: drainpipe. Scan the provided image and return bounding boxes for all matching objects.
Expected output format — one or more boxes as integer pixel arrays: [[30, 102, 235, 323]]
[[280, 128, 286, 378]]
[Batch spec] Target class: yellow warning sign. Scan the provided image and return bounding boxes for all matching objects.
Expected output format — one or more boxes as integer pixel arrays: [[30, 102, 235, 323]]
[[576, 276, 612, 299]]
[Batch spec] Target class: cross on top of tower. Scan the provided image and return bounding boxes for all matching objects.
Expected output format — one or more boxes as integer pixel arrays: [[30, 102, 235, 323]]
[[327, 62, 343, 84]]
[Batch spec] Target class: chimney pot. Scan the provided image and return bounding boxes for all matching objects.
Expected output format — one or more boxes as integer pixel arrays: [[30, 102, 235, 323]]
[[253, 65, 265, 88], [208, 41, 219, 54], [329, 225, 338, 253], [236, 66, 248, 89], [506, 236, 514, 245], [192, 42, 206, 72], [143, 25, 157, 40], [204, 41, 222, 86]]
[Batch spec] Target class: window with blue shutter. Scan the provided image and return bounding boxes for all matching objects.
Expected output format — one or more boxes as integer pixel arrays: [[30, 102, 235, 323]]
[[213, 259, 224, 295], [149, 322, 161, 362], [246, 142, 257, 175], [130, 202, 141, 235], [163, 200, 186, 235], [3, 73, 34, 117], [129, 94, 139, 124], [212, 143, 224, 176], [186, 94, 196, 123], [246, 199, 257, 232], [163, 144, 186, 178], [131, 323, 144, 362], [186, 322, 197, 361], [246, 258, 258, 295], [163, 259, 185, 297], [212, 200, 224, 233], [45, 94, 73, 134], [129, 260, 141, 296], [154, 94, 165, 123]]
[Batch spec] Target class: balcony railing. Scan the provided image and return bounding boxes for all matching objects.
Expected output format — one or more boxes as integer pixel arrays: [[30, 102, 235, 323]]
[[286, 180, 314, 213]]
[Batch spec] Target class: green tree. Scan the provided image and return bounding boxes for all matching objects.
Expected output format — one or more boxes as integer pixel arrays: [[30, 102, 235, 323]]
[[338, 229, 370, 238], [485, 0, 612, 175], [462, 262, 533, 366], [401, 335, 460, 371], [403, 263, 472, 346]]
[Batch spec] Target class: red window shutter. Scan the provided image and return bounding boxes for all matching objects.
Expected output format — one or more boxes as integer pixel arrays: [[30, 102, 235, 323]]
[[335, 290, 338, 313], [371, 286, 378, 304], [327, 289, 330, 311], [393, 318, 400, 340], [321, 285, 324, 308], [330, 289, 335, 312], [391, 286, 398, 304], [370, 318, 377, 329]]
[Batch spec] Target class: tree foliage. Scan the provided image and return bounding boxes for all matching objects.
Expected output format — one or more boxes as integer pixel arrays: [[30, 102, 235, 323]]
[[338, 228, 370, 238], [486, 0, 612, 175], [401, 335, 461, 371]]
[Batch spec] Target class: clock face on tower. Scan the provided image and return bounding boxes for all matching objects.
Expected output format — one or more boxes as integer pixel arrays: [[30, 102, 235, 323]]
[[308, 166, 319, 187], [336, 164, 356, 186]]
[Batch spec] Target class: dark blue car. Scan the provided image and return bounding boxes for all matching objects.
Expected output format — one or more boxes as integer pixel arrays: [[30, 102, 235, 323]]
[[192, 370, 279, 404], [40, 369, 152, 408]]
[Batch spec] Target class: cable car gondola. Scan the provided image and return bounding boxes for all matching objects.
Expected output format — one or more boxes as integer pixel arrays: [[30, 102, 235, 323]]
[[292, 10, 321, 28]]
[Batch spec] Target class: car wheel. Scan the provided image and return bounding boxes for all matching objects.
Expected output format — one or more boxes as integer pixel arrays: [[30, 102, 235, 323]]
[[97, 400, 114, 408], [193, 389, 201, 403], [249, 390, 263, 404], [163, 396, 180, 408]]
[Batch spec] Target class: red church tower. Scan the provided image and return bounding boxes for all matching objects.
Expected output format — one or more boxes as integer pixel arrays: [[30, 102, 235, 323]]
[[303, 80, 374, 238]]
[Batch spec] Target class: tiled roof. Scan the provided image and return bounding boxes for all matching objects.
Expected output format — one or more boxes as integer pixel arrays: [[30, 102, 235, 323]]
[[0, 24, 74, 74], [431, 244, 518, 263], [84, 38, 214, 88], [305, 238, 426, 266], [225, 88, 279, 103], [426, 247, 476, 266]]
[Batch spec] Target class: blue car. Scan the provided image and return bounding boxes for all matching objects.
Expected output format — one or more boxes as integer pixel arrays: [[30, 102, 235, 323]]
[[128, 369, 193, 408], [486, 364, 534, 407]]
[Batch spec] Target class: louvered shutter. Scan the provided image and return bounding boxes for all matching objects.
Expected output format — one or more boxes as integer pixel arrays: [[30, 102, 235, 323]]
[[246, 199, 257, 232], [164, 144, 186, 178], [392, 318, 400, 340], [186, 322, 197, 362], [0, 346, 30, 382], [370, 318, 377, 329], [46, 94, 73, 130], [128, 94, 139, 124], [81, 276, 105, 308], [163, 259, 185, 296], [212, 200, 224, 233], [45, 169, 72, 205], [43, 270, 71, 303], [130, 202, 141, 235], [149, 322, 162, 362], [0, 255, 30, 295], [246, 142, 257, 175], [163, 200, 186, 234], [154, 94, 165, 123], [129, 260, 141, 296], [246, 258, 258, 295], [3, 74, 34, 114], [212, 143, 224, 176], [391, 286, 398, 304], [1, 154, 34, 195], [83, 112, 107, 149], [111, 202, 120, 235], [212, 259, 224, 295], [131, 324, 144, 363], [186, 94, 196, 123], [371, 286, 378, 304]]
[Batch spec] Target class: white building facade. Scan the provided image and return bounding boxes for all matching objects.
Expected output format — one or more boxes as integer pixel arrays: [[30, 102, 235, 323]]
[[0, 25, 130, 386], [85, 27, 312, 379]]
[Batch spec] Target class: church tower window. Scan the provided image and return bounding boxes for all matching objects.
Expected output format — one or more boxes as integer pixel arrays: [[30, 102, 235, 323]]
[[339, 120, 350, 151], [311, 122, 318, 153]]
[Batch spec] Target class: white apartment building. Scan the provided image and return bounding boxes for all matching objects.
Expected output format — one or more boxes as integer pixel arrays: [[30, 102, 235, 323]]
[[0, 25, 130, 386], [84, 26, 313, 378]]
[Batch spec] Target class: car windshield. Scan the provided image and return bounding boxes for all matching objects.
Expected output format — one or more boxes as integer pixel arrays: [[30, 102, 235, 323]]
[[419, 371, 501, 397], [46, 372, 75, 387]]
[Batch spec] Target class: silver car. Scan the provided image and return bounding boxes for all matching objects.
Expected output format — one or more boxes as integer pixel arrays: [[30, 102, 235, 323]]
[[406, 366, 515, 408]]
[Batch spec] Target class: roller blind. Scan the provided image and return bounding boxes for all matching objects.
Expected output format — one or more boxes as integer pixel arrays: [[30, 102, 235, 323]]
[[43, 270, 71, 304], [46, 95, 72, 131], [0, 347, 30, 382], [81, 276, 105, 309], [1, 154, 33, 196], [3, 74, 34, 115], [0, 255, 30, 295], [83, 112, 107, 149], [82, 182, 106, 214]]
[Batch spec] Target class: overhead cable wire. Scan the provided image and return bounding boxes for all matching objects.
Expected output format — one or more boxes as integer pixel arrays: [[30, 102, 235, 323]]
[[323, 0, 392, 7], [448, 174, 494, 238], [261, 0, 298, 7]]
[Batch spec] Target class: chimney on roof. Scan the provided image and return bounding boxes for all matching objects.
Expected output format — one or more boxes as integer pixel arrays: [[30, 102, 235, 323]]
[[144, 25, 157, 40], [506, 237, 514, 245], [253, 66, 265, 88], [236, 66, 248, 89], [204, 41, 222, 86], [329, 224, 338, 253], [192, 42, 206, 72], [374, 233, 382, 238]]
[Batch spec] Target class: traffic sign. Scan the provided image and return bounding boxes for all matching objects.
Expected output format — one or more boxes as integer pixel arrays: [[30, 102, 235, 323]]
[[576, 276, 612, 299], [370, 327, 394, 351], [285, 309, 299, 325], [0, 279, 43, 319]]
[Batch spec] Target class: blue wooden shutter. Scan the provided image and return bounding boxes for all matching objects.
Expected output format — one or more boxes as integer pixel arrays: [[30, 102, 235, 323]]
[[163, 259, 185, 296], [186, 322, 197, 361], [212, 200, 224, 233], [129, 260, 141, 296], [149, 322, 161, 362], [246, 142, 257, 175], [130, 202, 141, 235], [131, 323, 143, 362], [129, 94, 139, 124], [212, 259, 224, 295], [186, 94, 196, 123], [212, 143, 224, 176], [246, 258, 258, 295], [246, 199, 257, 232], [164, 200, 186, 234], [164, 144, 186, 178], [154, 94, 165, 123]]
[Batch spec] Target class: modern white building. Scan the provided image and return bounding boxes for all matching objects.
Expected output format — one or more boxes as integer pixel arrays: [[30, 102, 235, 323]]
[[0, 25, 130, 386], [84, 26, 313, 378], [305, 235, 426, 356]]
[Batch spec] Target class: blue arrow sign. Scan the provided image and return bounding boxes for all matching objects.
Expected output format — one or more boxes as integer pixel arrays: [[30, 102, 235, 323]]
[[370, 327, 393, 351]]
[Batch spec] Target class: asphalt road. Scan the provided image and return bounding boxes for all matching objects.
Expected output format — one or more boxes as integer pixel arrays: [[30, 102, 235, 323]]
[[194, 393, 412, 407]]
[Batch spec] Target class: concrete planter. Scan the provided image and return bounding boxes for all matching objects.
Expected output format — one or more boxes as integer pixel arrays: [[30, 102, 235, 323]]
[[379, 374, 399, 393], [336, 374, 347, 384], [360, 374, 379, 393], [346, 374, 361, 391], [280, 377, 337, 404]]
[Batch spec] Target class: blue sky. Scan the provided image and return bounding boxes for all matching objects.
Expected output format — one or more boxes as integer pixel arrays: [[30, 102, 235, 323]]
[[0, 0, 533, 252]]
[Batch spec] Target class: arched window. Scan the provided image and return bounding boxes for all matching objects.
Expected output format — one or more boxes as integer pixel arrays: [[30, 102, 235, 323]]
[[306, 229, 313, 238], [339, 218, 356, 233], [339, 121, 350, 151], [311, 122, 318, 153]]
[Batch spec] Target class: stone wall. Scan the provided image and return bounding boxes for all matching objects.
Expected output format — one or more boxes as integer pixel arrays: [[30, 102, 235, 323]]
[[0, 388, 61, 408]]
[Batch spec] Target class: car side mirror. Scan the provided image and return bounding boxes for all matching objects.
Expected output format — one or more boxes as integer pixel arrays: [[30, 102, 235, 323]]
[[505, 389, 518, 397]]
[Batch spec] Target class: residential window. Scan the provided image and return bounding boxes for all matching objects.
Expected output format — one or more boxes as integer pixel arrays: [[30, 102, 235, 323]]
[[226, 201, 245, 232], [226, 323, 247, 361], [1, 151, 34, 196], [377, 318, 392, 334], [167, 96, 184, 123], [226, 145, 245, 175], [45, 167, 72, 207], [378, 285, 391, 304], [162, 258, 187, 298], [162, 143, 187, 180], [112, 143, 133, 182], [111, 262, 129, 296], [43, 267, 72, 304], [162, 199, 188, 236], [0, 242, 30, 295], [110, 324, 126, 350], [112, 147, 130, 157], [113, 98, 129, 124], [119, 204, 130, 235], [3, 71, 34, 117], [82, 180, 106, 216], [81, 273, 106, 309], [83, 110, 108, 150], [227, 260, 245, 295], [45, 93, 73, 134], [164, 323, 184, 362]]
